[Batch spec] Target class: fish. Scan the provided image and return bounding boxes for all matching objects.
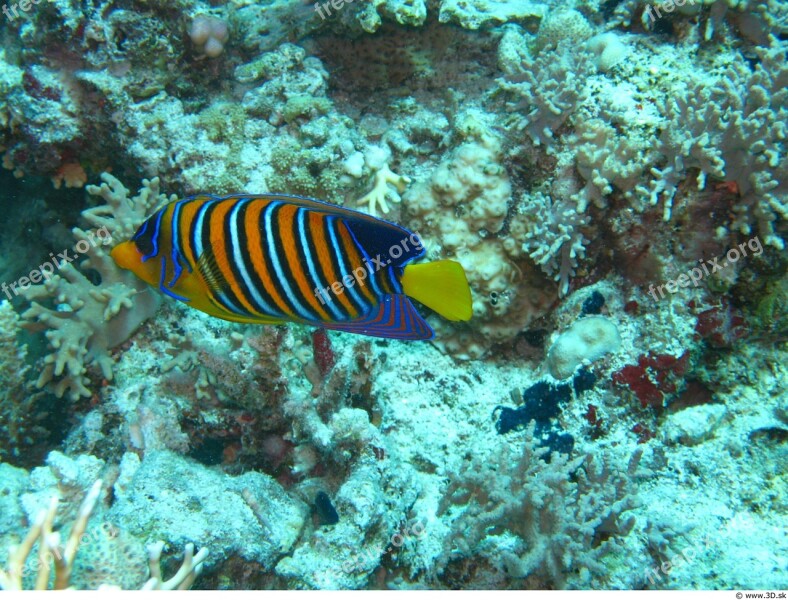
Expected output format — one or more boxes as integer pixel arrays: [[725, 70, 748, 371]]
[[110, 193, 472, 340]]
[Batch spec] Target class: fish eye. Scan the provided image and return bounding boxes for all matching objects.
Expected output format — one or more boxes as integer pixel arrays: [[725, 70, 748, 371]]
[[132, 220, 156, 257]]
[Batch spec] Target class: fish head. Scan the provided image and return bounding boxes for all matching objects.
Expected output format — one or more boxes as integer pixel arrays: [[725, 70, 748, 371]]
[[110, 239, 161, 287]]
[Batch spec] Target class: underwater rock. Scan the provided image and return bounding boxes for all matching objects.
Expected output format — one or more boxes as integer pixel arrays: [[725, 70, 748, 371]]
[[438, 0, 545, 30], [108, 450, 308, 569], [663, 404, 729, 446]]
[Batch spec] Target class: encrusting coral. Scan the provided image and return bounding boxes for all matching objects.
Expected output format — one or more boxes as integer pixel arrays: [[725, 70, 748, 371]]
[[20, 174, 168, 399], [403, 118, 555, 358]]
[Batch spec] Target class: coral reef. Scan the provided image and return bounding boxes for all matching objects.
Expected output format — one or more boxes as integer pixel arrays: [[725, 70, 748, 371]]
[[0, 0, 786, 592], [403, 121, 555, 357], [0, 300, 46, 463], [438, 424, 642, 588], [498, 36, 592, 153]]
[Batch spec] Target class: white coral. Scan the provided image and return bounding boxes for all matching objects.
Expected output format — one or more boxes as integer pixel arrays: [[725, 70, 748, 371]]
[[357, 164, 411, 216], [498, 37, 593, 152]]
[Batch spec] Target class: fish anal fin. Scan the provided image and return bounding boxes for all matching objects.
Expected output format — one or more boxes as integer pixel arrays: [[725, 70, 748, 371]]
[[321, 294, 434, 340]]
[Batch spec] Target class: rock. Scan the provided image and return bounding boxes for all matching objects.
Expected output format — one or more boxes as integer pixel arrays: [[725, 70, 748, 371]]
[[108, 451, 308, 568], [663, 404, 729, 446]]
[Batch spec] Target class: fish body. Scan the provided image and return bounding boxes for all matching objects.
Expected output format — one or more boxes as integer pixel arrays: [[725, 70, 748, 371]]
[[111, 193, 472, 340]]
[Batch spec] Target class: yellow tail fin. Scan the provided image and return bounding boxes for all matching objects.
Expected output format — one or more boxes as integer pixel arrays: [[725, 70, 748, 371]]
[[401, 260, 472, 322]]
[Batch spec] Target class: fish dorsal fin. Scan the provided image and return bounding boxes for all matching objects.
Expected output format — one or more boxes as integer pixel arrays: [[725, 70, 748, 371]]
[[342, 218, 425, 268], [222, 193, 422, 265], [320, 294, 434, 340], [226, 193, 387, 225], [196, 246, 231, 297]]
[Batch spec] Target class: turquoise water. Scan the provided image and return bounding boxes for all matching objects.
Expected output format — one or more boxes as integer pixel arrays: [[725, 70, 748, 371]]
[[0, 0, 786, 591]]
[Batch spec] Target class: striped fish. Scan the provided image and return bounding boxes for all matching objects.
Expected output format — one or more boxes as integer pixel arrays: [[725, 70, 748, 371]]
[[110, 193, 472, 340]]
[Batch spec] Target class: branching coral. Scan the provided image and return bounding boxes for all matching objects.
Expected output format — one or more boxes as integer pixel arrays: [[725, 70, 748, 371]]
[[519, 191, 589, 298], [0, 480, 102, 590], [438, 424, 642, 588], [142, 541, 209, 591], [638, 38, 787, 247], [497, 36, 593, 152], [357, 164, 412, 216], [571, 118, 657, 214], [20, 174, 167, 399], [636, 83, 727, 222]]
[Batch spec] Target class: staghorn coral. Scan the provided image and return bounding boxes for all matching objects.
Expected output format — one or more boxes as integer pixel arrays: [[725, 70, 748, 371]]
[[0, 478, 207, 590], [0, 479, 104, 590], [20, 174, 166, 399]]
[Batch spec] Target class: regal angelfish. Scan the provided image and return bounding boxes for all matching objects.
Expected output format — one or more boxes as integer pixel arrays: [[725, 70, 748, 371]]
[[111, 193, 472, 339]]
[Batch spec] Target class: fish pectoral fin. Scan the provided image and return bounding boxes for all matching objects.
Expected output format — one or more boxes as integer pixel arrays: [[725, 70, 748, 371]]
[[196, 247, 232, 298], [401, 260, 472, 322], [321, 294, 434, 340]]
